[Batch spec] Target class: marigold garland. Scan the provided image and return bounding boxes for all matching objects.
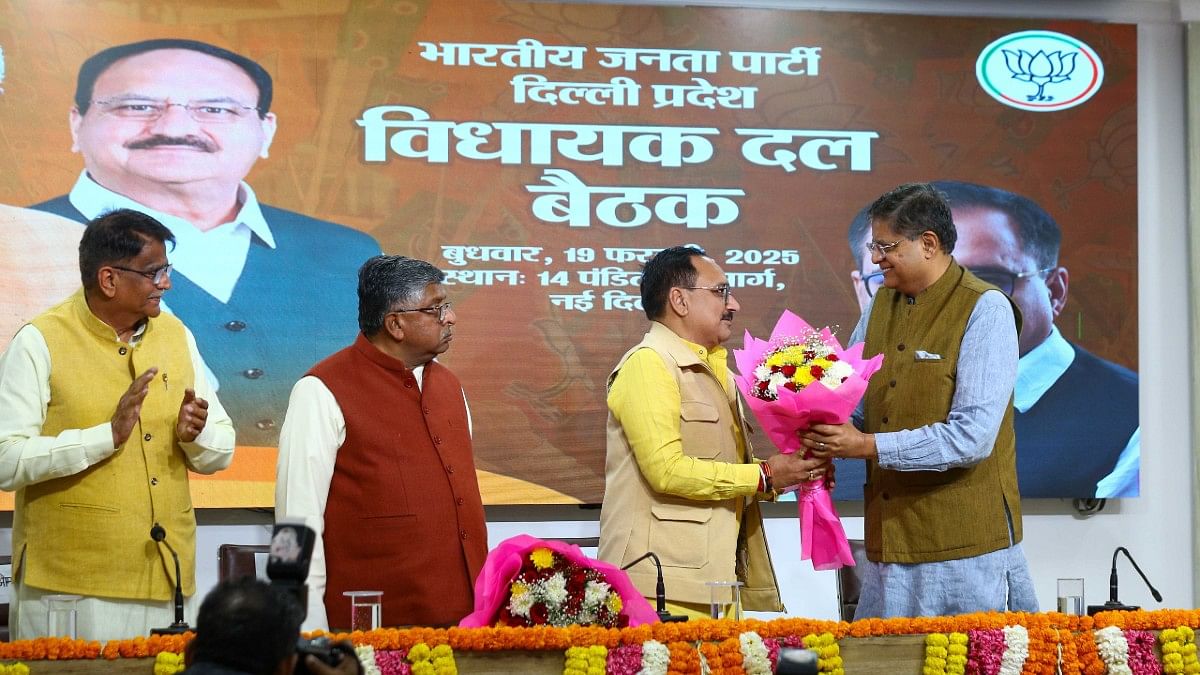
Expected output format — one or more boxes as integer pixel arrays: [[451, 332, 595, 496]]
[[801, 632, 843, 675], [947, 632, 968, 675], [153, 651, 185, 675], [406, 642, 456, 675], [0, 664, 30, 675], [925, 632, 951, 675], [667, 640, 701, 675], [5, 609, 1200, 671], [1160, 627, 1200, 675], [563, 645, 606, 675]]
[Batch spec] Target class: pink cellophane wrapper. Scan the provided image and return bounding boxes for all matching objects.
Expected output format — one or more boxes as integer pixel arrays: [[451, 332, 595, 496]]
[[458, 534, 660, 628], [732, 310, 884, 571]]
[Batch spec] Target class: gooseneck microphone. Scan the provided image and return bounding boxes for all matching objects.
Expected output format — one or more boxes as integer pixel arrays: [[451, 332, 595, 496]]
[[150, 523, 191, 635], [621, 552, 688, 623], [1087, 546, 1163, 615]]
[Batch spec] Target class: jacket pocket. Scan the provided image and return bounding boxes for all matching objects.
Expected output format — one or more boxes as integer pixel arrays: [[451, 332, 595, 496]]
[[649, 502, 712, 568]]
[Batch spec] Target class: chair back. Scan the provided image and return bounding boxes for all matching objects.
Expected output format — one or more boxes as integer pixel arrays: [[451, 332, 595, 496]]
[[217, 544, 271, 583]]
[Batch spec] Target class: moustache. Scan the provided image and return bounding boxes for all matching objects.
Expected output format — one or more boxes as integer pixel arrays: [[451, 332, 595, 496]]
[[125, 135, 216, 152], [721, 311, 735, 322]]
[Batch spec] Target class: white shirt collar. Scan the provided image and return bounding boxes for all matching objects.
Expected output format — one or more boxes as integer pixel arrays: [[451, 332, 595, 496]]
[[67, 170, 276, 249], [1013, 325, 1075, 412], [67, 171, 276, 303]]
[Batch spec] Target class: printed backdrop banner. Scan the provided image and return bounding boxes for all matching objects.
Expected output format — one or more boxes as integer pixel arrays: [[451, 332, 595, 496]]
[[0, 1, 1138, 506]]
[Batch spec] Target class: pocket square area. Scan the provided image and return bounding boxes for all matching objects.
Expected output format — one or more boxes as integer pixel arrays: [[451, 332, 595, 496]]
[[914, 350, 943, 361]]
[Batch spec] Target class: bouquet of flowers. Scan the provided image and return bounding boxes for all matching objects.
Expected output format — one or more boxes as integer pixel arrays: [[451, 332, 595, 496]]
[[732, 310, 884, 570], [458, 535, 659, 628]]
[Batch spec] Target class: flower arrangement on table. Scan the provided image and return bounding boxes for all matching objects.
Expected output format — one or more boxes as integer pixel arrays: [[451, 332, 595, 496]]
[[6, 609, 1200, 674], [458, 534, 659, 629], [732, 310, 884, 570]]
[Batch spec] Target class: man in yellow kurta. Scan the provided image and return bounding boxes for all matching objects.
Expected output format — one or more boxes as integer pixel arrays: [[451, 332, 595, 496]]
[[0, 208, 235, 641], [599, 245, 831, 617]]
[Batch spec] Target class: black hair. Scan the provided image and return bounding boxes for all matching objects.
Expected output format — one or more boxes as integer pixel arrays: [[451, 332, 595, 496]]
[[865, 182, 957, 253], [639, 245, 706, 321], [847, 180, 1062, 269], [932, 180, 1062, 269], [187, 577, 303, 675], [78, 208, 175, 291], [74, 38, 272, 117], [357, 255, 445, 336]]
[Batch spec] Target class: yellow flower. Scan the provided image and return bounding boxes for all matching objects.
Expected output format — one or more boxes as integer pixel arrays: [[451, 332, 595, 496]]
[[606, 593, 623, 614], [511, 582, 529, 598], [530, 548, 556, 570]]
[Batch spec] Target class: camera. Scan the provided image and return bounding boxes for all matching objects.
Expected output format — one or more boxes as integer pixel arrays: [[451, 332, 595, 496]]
[[294, 636, 357, 675]]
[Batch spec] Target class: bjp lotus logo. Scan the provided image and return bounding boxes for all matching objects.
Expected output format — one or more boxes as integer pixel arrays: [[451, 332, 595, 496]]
[[976, 31, 1103, 112]]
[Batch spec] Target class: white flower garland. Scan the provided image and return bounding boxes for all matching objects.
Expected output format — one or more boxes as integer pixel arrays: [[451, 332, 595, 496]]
[[355, 645, 381, 675], [640, 639, 670, 675], [998, 625, 1029, 675], [739, 632, 772, 675], [1095, 625, 1134, 675]]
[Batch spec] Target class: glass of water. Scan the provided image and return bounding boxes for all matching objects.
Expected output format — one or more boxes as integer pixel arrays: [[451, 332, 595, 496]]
[[1056, 578, 1085, 615], [44, 594, 81, 639], [705, 580, 744, 621], [343, 590, 383, 631]]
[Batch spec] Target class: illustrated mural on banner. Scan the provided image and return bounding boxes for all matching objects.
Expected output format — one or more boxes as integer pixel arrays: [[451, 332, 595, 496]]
[[0, 2, 1138, 507]]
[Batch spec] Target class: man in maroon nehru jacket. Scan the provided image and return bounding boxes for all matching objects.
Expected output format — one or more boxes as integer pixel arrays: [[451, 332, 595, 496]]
[[275, 255, 487, 631]]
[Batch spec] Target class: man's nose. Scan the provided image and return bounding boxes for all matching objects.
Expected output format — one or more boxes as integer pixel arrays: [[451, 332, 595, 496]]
[[726, 292, 740, 312], [149, 103, 202, 134]]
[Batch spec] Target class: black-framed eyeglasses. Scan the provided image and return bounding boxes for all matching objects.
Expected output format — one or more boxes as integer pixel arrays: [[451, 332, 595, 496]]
[[684, 284, 732, 304], [391, 302, 453, 322], [864, 238, 905, 256], [861, 266, 1054, 297], [91, 97, 261, 123], [111, 263, 172, 285]]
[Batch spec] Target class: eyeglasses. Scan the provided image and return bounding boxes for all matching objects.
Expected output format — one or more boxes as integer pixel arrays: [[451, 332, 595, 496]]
[[391, 302, 453, 322], [684, 283, 732, 304], [862, 266, 1054, 297], [91, 97, 260, 123], [864, 239, 905, 256], [111, 263, 172, 285]]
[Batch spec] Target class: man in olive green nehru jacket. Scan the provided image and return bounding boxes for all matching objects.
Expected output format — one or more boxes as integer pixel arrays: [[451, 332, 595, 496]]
[[804, 183, 1037, 619]]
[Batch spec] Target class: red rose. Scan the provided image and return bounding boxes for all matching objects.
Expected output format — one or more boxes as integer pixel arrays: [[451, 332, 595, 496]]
[[810, 365, 825, 378], [781, 364, 796, 377], [770, 365, 781, 373], [828, 353, 840, 362], [784, 381, 798, 392], [530, 602, 549, 625]]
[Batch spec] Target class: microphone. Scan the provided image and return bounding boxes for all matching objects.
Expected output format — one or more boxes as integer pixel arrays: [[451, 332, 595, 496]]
[[1087, 546, 1163, 615], [150, 523, 191, 635], [621, 552, 688, 623]]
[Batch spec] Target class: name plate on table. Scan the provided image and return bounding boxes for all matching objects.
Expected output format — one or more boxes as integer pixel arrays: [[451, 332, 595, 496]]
[[0, 561, 12, 603]]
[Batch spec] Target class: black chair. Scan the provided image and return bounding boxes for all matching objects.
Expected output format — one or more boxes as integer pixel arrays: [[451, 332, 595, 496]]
[[834, 539, 869, 621], [217, 544, 270, 583]]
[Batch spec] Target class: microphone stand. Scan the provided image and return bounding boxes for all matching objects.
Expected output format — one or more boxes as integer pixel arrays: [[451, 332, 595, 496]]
[[621, 552, 688, 623], [1087, 546, 1163, 615], [150, 523, 191, 635]]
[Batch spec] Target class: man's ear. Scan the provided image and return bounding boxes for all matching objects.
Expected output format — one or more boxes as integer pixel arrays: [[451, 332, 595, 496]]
[[667, 287, 689, 318], [921, 231, 940, 257], [1046, 266, 1069, 318], [96, 267, 120, 299], [384, 312, 406, 342]]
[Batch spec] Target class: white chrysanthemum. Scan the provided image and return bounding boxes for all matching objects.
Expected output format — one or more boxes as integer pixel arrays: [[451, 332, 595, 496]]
[[355, 646, 382, 675], [583, 579, 611, 607], [1094, 625, 1132, 673], [998, 624, 1030, 675], [508, 590, 534, 617], [541, 573, 569, 605], [768, 371, 788, 392], [753, 364, 772, 381], [739, 632, 772, 675], [641, 640, 670, 675], [821, 361, 855, 388]]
